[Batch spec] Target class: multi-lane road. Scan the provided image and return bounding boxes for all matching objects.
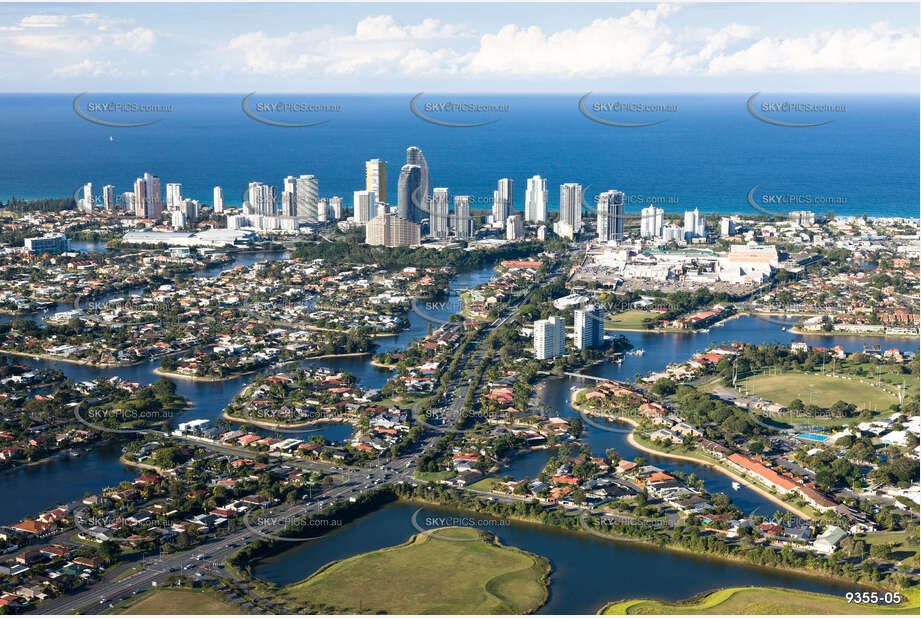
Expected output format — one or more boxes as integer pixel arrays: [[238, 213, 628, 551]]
[[30, 258, 568, 615]]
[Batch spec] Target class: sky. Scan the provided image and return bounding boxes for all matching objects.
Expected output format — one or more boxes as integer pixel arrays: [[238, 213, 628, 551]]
[[0, 2, 918, 92]]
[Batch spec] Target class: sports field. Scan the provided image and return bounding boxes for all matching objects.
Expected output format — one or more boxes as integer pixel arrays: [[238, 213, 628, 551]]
[[601, 586, 919, 614], [284, 527, 549, 614], [113, 589, 241, 615], [604, 310, 658, 330], [740, 372, 898, 410]]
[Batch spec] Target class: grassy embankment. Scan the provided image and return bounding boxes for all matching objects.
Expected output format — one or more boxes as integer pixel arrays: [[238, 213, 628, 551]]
[[281, 526, 550, 614], [601, 585, 919, 615]]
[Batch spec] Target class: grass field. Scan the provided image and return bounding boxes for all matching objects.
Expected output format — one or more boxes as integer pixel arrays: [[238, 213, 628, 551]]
[[605, 310, 658, 330], [468, 477, 504, 492], [415, 469, 457, 482], [112, 589, 241, 615], [859, 530, 921, 569], [284, 527, 549, 614], [601, 586, 920, 615], [739, 372, 898, 411]]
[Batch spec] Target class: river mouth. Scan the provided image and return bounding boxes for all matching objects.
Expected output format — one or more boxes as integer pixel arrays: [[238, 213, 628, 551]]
[[251, 501, 859, 615]]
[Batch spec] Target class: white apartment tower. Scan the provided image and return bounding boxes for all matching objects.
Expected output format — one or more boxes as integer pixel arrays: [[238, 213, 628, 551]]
[[506, 214, 524, 240], [213, 186, 225, 213], [81, 183, 94, 212], [295, 175, 319, 223], [247, 182, 276, 216], [641, 206, 664, 238], [683, 208, 706, 240], [353, 190, 377, 224], [534, 316, 565, 360], [430, 188, 450, 239], [329, 196, 343, 220], [453, 195, 471, 239], [133, 177, 147, 218], [142, 172, 161, 219], [102, 185, 116, 211], [525, 175, 548, 223], [555, 183, 583, 238], [165, 183, 182, 209], [492, 178, 513, 224]]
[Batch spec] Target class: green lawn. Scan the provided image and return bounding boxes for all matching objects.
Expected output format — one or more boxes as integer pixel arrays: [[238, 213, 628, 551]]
[[602, 586, 919, 615], [739, 372, 898, 411], [859, 530, 920, 568], [468, 477, 504, 492], [605, 310, 658, 330], [283, 527, 549, 614], [112, 589, 241, 615], [415, 469, 457, 482]]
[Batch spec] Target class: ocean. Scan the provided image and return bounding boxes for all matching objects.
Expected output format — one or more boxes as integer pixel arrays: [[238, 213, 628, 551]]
[[0, 93, 917, 218]]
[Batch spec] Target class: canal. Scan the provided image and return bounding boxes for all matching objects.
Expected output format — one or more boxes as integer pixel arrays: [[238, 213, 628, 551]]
[[252, 501, 858, 614]]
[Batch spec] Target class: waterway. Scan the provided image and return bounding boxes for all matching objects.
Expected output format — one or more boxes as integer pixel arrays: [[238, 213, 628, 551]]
[[0, 257, 499, 524], [1, 249, 916, 585], [252, 501, 857, 614]]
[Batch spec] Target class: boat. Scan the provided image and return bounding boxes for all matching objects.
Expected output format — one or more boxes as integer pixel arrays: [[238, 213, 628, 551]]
[[731, 481, 741, 490]]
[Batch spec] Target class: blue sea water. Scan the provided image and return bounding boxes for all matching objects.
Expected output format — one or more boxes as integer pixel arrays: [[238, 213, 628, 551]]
[[0, 93, 917, 217]]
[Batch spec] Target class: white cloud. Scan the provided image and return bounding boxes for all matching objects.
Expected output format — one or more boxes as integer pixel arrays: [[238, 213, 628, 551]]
[[464, 5, 686, 77], [0, 13, 155, 56], [354, 15, 470, 41], [111, 27, 157, 53], [51, 59, 123, 78], [225, 30, 330, 74], [707, 24, 920, 73]]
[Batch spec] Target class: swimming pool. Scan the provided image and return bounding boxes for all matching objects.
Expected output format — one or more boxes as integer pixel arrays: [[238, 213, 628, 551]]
[[797, 432, 830, 442]]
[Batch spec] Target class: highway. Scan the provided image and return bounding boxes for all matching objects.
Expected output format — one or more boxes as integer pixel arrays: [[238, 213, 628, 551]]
[[30, 256, 569, 615]]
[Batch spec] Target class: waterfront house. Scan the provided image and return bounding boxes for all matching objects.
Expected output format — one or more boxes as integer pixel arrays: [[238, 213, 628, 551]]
[[813, 525, 848, 554]]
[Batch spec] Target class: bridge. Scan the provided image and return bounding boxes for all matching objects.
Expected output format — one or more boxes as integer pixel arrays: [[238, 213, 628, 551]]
[[563, 372, 621, 383]]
